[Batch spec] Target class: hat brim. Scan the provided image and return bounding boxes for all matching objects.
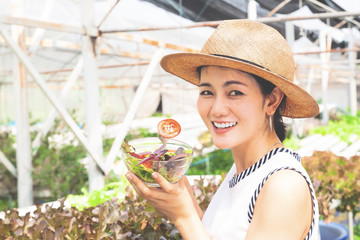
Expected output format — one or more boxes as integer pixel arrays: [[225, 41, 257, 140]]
[[161, 53, 319, 118]]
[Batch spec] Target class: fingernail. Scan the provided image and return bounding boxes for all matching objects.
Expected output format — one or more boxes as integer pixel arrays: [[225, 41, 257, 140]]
[[152, 172, 158, 179], [126, 173, 132, 181]]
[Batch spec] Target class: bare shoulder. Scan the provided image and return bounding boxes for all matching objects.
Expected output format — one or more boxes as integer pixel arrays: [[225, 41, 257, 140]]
[[246, 170, 313, 240], [263, 169, 311, 199]]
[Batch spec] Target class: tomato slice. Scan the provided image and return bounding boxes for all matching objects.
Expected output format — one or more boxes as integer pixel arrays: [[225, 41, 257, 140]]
[[142, 161, 152, 168], [129, 152, 144, 159], [129, 152, 152, 168], [157, 119, 181, 138]]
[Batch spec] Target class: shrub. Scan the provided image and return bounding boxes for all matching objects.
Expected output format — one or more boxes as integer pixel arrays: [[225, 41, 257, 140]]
[[309, 112, 360, 143], [0, 121, 159, 210], [0, 176, 222, 239], [302, 151, 360, 222], [188, 149, 233, 175]]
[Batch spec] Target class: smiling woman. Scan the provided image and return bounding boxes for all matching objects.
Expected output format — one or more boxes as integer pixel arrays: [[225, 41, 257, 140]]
[[126, 19, 320, 240], [196, 66, 283, 151]]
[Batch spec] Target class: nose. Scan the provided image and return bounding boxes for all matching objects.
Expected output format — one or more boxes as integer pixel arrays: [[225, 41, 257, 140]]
[[211, 95, 229, 117]]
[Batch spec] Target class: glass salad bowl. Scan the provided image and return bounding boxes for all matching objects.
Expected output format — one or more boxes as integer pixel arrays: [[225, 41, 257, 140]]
[[121, 137, 193, 187]]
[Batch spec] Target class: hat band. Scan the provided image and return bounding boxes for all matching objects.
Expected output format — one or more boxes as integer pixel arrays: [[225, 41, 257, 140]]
[[210, 54, 289, 81], [211, 54, 270, 72]]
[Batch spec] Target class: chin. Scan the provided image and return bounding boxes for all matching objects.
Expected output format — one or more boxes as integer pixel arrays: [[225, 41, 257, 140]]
[[213, 139, 233, 150]]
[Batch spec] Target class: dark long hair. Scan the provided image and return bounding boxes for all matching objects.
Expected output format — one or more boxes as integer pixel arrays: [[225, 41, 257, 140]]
[[251, 74, 287, 142]]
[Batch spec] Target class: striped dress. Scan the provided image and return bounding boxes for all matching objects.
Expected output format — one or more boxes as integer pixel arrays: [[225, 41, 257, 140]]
[[202, 148, 319, 240]]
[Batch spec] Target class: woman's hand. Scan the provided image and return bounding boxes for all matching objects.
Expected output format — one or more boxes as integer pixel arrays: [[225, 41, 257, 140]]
[[126, 172, 210, 240], [125, 172, 197, 223]]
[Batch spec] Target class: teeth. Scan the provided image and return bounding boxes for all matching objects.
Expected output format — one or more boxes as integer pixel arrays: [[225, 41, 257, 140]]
[[213, 122, 237, 129]]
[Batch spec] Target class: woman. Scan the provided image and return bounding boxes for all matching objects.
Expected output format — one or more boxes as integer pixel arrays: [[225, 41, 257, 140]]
[[126, 19, 320, 240]]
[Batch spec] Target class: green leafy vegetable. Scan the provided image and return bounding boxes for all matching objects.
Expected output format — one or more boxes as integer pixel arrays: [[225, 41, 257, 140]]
[[121, 139, 192, 185]]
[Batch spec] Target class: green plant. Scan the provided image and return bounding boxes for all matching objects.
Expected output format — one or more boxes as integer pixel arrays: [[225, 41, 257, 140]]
[[0, 118, 91, 209], [354, 223, 360, 240], [309, 112, 360, 143], [0, 119, 160, 210], [283, 135, 301, 150], [0, 130, 17, 208], [31, 119, 89, 202], [354, 222, 360, 240], [187, 149, 233, 175], [0, 176, 223, 239], [302, 151, 360, 222], [186, 131, 233, 175], [66, 175, 130, 211]]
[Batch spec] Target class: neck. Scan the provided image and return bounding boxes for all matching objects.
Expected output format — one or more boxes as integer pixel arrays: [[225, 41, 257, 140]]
[[231, 133, 283, 174]]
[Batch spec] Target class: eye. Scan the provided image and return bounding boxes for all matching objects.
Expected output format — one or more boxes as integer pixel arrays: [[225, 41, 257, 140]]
[[200, 90, 213, 96], [229, 90, 243, 96]]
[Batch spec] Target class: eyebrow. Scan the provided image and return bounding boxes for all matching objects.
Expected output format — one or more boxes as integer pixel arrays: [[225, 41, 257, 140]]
[[223, 80, 247, 87], [199, 82, 211, 87], [199, 80, 247, 88]]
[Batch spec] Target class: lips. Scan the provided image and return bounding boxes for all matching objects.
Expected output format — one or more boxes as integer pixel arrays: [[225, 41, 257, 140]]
[[212, 121, 237, 129]]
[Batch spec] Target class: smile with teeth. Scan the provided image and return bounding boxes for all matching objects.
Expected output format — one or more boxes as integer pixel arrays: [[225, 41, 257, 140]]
[[213, 121, 237, 129]]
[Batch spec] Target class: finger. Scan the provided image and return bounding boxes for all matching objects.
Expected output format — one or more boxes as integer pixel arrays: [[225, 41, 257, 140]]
[[151, 172, 175, 192], [126, 172, 152, 198]]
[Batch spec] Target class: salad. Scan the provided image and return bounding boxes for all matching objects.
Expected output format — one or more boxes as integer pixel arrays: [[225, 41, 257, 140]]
[[121, 119, 193, 186]]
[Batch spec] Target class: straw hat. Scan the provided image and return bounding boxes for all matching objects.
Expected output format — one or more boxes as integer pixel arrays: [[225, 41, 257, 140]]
[[160, 19, 319, 118]]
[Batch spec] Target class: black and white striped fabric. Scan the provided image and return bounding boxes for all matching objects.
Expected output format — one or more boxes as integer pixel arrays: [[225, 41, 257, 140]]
[[247, 166, 317, 240], [229, 148, 316, 240], [228, 148, 300, 188], [202, 148, 319, 240]]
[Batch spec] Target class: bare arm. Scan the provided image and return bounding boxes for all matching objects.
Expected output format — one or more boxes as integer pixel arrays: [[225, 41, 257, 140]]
[[245, 170, 313, 240], [184, 176, 204, 220], [126, 172, 210, 240]]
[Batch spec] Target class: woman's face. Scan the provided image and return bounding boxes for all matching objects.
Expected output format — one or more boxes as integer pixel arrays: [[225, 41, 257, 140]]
[[197, 66, 268, 150]]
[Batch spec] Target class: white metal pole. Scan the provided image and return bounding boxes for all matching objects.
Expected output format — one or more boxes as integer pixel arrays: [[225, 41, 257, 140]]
[[285, 22, 295, 50], [306, 67, 315, 93], [0, 150, 17, 177], [11, 0, 33, 208], [348, 30, 357, 116], [248, 0, 257, 20], [0, 85, 3, 122], [285, 21, 303, 137], [0, 27, 108, 175], [105, 49, 163, 168], [81, 0, 105, 191], [320, 31, 329, 124], [28, 0, 55, 56], [348, 211, 354, 240]]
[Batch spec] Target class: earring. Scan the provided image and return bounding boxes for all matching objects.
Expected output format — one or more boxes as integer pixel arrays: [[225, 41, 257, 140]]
[[269, 114, 272, 132]]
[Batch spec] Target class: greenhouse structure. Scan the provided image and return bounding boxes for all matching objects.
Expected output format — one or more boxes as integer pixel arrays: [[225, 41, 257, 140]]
[[0, 0, 359, 239]]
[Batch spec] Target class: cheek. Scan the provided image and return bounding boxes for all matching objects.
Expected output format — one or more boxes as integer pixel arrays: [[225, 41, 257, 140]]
[[197, 98, 212, 127], [232, 99, 265, 125], [197, 97, 206, 118]]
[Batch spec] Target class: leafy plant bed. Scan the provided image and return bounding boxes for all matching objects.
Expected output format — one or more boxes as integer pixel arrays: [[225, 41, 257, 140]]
[[187, 149, 233, 175], [0, 176, 221, 239], [309, 112, 360, 144], [302, 151, 360, 222]]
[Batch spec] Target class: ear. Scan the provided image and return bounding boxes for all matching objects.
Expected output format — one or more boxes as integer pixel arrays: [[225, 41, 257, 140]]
[[265, 87, 284, 115]]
